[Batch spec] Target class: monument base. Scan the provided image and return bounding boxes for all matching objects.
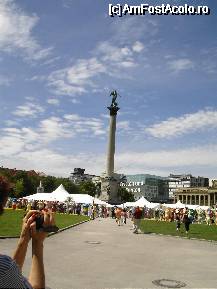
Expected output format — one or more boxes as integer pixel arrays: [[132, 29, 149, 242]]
[[99, 173, 122, 204]]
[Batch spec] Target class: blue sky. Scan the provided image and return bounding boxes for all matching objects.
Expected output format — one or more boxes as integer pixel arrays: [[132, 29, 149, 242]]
[[0, 0, 217, 178]]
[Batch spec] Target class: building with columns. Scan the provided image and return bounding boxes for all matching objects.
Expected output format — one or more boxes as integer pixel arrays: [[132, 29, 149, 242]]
[[174, 187, 217, 207], [168, 174, 209, 200]]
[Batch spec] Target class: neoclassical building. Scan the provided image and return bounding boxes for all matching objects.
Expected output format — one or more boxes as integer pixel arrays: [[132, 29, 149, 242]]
[[174, 187, 217, 207]]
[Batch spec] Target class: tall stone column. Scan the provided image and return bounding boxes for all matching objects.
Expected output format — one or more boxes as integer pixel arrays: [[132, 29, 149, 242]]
[[99, 91, 121, 204], [107, 106, 119, 176]]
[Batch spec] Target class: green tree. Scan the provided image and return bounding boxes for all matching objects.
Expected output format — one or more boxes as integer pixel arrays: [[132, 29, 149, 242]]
[[78, 181, 97, 197], [56, 178, 80, 194], [42, 176, 57, 193], [14, 179, 24, 198], [118, 187, 135, 202]]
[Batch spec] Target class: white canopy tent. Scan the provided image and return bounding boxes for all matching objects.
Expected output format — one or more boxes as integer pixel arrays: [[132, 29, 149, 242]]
[[50, 184, 71, 202], [123, 202, 136, 207], [198, 205, 210, 210], [162, 200, 186, 209], [186, 204, 200, 210], [134, 196, 150, 207], [147, 202, 161, 209], [69, 194, 93, 204], [24, 193, 52, 201], [93, 198, 107, 205]]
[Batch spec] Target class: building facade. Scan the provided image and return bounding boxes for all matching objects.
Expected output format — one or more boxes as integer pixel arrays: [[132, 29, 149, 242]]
[[120, 174, 169, 202], [69, 168, 99, 185], [174, 187, 217, 207], [168, 174, 209, 199]]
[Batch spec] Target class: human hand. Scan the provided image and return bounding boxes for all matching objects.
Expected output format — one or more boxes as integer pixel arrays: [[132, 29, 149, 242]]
[[30, 210, 56, 243], [20, 210, 38, 243]]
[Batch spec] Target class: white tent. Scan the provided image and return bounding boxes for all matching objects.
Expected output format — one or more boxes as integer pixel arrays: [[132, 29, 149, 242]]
[[24, 193, 52, 201], [93, 198, 107, 205], [106, 204, 115, 208], [70, 194, 94, 204], [162, 200, 186, 209], [175, 200, 186, 208], [134, 196, 150, 207], [147, 202, 161, 209], [186, 204, 200, 210], [50, 184, 71, 202], [123, 202, 136, 207], [198, 205, 210, 210]]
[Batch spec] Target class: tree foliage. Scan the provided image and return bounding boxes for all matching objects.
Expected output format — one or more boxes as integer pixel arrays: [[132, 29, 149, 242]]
[[14, 179, 24, 198], [118, 187, 135, 202], [0, 166, 98, 198], [78, 181, 97, 197]]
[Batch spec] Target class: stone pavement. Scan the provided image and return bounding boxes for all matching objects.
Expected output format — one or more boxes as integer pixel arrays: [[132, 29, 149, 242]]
[[1, 218, 217, 289]]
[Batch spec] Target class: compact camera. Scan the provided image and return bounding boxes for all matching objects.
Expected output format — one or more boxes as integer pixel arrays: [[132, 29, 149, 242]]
[[35, 212, 59, 233]]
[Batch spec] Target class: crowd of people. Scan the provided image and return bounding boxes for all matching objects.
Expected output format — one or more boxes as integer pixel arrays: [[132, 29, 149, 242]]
[[2, 193, 217, 288], [112, 205, 217, 235], [6, 197, 217, 226]]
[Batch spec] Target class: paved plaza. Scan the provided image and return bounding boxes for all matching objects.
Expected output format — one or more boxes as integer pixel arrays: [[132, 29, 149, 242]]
[[1, 218, 217, 289]]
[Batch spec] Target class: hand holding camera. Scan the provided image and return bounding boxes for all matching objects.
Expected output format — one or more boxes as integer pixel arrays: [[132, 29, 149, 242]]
[[22, 210, 59, 243], [34, 211, 59, 234]]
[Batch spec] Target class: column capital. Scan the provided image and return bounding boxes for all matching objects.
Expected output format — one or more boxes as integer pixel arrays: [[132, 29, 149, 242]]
[[107, 105, 120, 116]]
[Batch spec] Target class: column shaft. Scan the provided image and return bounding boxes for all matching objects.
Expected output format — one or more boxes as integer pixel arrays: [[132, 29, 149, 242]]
[[107, 115, 116, 176]]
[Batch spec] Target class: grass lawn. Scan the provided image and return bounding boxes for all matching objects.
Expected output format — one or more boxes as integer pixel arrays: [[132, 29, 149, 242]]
[[0, 209, 90, 237], [140, 219, 217, 241]]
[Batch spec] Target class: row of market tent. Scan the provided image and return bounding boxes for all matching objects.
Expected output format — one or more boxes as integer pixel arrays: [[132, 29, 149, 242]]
[[23, 184, 210, 210]]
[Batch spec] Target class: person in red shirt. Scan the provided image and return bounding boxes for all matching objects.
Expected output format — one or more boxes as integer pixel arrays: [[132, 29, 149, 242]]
[[133, 206, 143, 233]]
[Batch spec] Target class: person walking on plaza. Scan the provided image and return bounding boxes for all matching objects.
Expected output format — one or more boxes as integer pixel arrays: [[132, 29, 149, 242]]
[[115, 207, 122, 226], [121, 208, 127, 225], [182, 208, 191, 234], [133, 206, 143, 234], [175, 209, 181, 231]]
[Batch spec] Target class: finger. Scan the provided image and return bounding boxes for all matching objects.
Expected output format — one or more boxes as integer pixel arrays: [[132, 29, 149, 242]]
[[26, 214, 36, 227], [49, 212, 55, 226], [43, 212, 50, 226], [24, 210, 38, 222], [30, 221, 36, 235]]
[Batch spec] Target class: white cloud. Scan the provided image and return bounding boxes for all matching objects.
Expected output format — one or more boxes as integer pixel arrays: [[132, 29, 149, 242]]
[[3, 113, 106, 153], [0, 0, 52, 60], [48, 58, 105, 96], [47, 98, 60, 105], [117, 121, 131, 132], [0, 141, 217, 177], [132, 41, 144, 53], [116, 145, 217, 174], [39, 116, 73, 141], [13, 102, 45, 117], [168, 58, 194, 73], [97, 42, 132, 63], [145, 110, 217, 138], [63, 114, 106, 136], [111, 17, 158, 44]]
